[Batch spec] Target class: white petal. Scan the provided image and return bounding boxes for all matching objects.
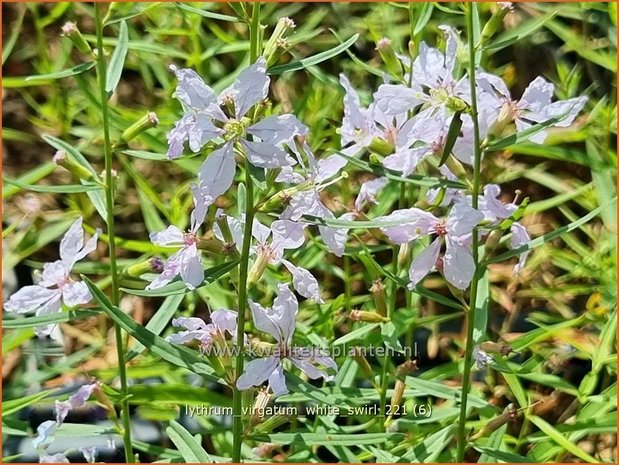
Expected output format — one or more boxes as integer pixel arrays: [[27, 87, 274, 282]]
[[543, 97, 587, 127], [59, 217, 84, 267], [355, 177, 388, 210], [510, 222, 531, 275], [228, 57, 270, 118], [249, 300, 282, 342], [167, 114, 194, 159], [319, 212, 355, 257], [190, 184, 211, 233], [281, 260, 323, 303], [4, 285, 59, 314], [211, 309, 238, 336], [272, 283, 298, 344], [520, 76, 554, 111], [149, 225, 185, 246], [247, 114, 307, 145], [80, 446, 97, 464], [446, 202, 485, 237], [267, 364, 289, 397], [62, 281, 92, 307], [379, 208, 439, 244], [290, 349, 337, 381], [188, 112, 223, 152], [383, 147, 428, 177], [172, 316, 209, 332], [236, 356, 279, 390], [197, 142, 236, 201], [146, 250, 183, 290], [38, 261, 68, 287], [443, 236, 475, 290], [314, 154, 348, 183], [408, 238, 441, 289], [32, 420, 58, 450], [242, 140, 294, 168], [172, 66, 218, 110], [374, 84, 423, 115], [271, 220, 305, 250], [179, 245, 203, 290]]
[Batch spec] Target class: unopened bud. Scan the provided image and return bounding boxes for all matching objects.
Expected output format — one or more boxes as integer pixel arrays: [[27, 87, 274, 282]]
[[251, 443, 278, 458], [264, 17, 296, 67], [349, 310, 389, 323], [368, 137, 395, 157], [481, 3, 513, 44], [247, 249, 270, 286], [445, 96, 469, 113], [370, 280, 388, 317], [197, 237, 225, 254], [127, 257, 164, 277], [484, 228, 503, 252], [53, 150, 97, 182], [388, 378, 406, 418], [92, 383, 117, 420], [470, 403, 517, 440], [395, 359, 419, 378], [121, 112, 159, 143], [375, 38, 402, 78], [443, 155, 468, 181], [480, 341, 513, 356], [61, 22, 92, 55], [349, 347, 375, 381], [397, 242, 410, 268]]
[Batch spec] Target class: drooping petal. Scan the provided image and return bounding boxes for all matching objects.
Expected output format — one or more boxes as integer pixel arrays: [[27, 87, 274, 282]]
[[167, 320, 215, 346], [413, 42, 446, 87], [407, 238, 441, 289], [443, 236, 475, 290], [179, 245, 203, 290], [267, 363, 288, 397], [247, 114, 307, 146], [252, 218, 272, 246], [197, 141, 236, 202], [172, 316, 209, 332], [149, 225, 185, 246], [542, 96, 587, 127], [167, 114, 194, 160], [190, 184, 210, 234], [146, 250, 183, 290], [227, 57, 270, 118], [80, 446, 97, 464], [276, 166, 304, 184], [510, 222, 531, 276], [236, 356, 280, 390], [281, 260, 323, 303], [4, 285, 60, 314], [355, 177, 388, 211], [339, 74, 376, 146], [61, 281, 91, 307], [55, 400, 72, 424], [188, 113, 223, 153], [480, 184, 517, 221], [242, 140, 294, 168]]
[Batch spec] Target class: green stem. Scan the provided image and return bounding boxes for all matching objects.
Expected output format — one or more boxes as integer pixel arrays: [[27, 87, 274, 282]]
[[232, 5, 261, 462], [94, 4, 134, 463], [456, 5, 484, 462]]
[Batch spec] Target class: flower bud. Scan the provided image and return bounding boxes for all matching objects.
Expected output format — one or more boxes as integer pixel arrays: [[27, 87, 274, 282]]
[[370, 280, 388, 317], [443, 155, 468, 182], [61, 22, 93, 55], [480, 341, 513, 356], [349, 347, 375, 381], [120, 112, 159, 143], [481, 3, 513, 44], [470, 403, 517, 440], [395, 358, 419, 379], [388, 378, 406, 419], [264, 17, 295, 66], [397, 242, 410, 268], [349, 309, 389, 323], [247, 249, 270, 286], [445, 96, 469, 113], [375, 38, 402, 78], [368, 137, 395, 157], [92, 383, 117, 420], [197, 237, 226, 255], [483, 228, 503, 253], [53, 150, 97, 182], [126, 257, 164, 277]]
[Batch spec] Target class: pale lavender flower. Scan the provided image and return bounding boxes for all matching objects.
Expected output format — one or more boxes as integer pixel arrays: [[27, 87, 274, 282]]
[[510, 222, 531, 276], [426, 166, 464, 207], [5, 218, 98, 336], [39, 453, 70, 463], [167, 309, 238, 352], [168, 58, 307, 202], [32, 420, 58, 451], [355, 177, 388, 211], [147, 186, 210, 290], [380, 203, 484, 289], [80, 446, 97, 463], [55, 383, 98, 424], [479, 73, 587, 144], [236, 284, 337, 396]]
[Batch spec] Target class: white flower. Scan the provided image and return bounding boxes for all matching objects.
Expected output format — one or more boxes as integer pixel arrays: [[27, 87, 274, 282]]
[[4, 218, 98, 336], [236, 284, 337, 396]]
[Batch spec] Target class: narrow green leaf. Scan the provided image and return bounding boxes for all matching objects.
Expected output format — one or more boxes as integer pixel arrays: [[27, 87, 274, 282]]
[[528, 415, 598, 463], [23, 62, 96, 83], [105, 20, 129, 93], [2, 309, 101, 329], [486, 116, 562, 151], [438, 110, 464, 167], [268, 33, 359, 75], [3, 391, 54, 416], [167, 420, 212, 463], [2, 177, 102, 194], [251, 432, 403, 446]]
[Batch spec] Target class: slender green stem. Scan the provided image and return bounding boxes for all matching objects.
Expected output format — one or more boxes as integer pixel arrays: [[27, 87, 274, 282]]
[[232, 5, 261, 462], [94, 4, 134, 463], [456, 5, 484, 462]]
